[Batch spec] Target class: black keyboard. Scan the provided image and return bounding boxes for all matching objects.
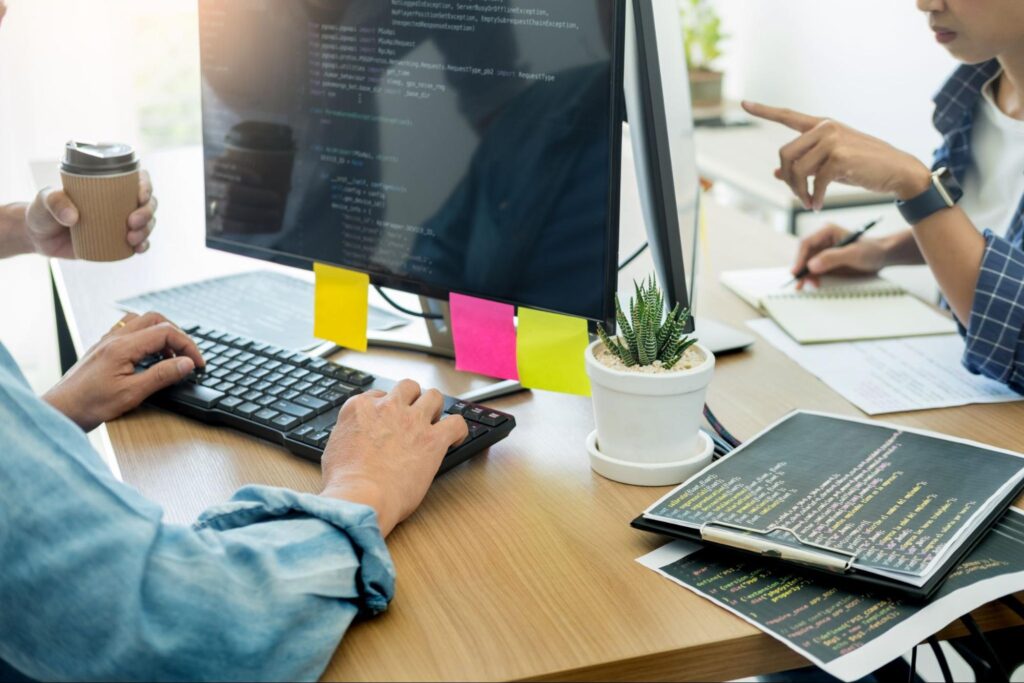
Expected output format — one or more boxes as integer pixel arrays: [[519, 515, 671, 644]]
[[139, 325, 516, 475]]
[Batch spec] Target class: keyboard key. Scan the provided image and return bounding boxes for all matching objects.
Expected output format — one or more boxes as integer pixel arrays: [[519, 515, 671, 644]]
[[468, 423, 488, 440], [323, 390, 351, 406], [347, 371, 374, 387], [211, 367, 230, 379], [265, 373, 285, 384], [289, 367, 309, 380], [290, 425, 315, 440], [213, 381, 235, 393], [263, 360, 282, 372], [279, 377, 298, 388], [251, 368, 271, 380], [249, 342, 270, 354], [206, 331, 228, 342], [220, 335, 241, 347], [254, 381, 273, 392], [282, 389, 302, 401], [183, 324, 201, 334], [237, 352, 255, 363], [242, 389, 263, 401], [234, 402, 261, 418], [238, 376, 258, 388], [227, 385, 250, 398], [267, 385, 288, 397], [234, 340, 253, 351], [200, 375, 222, 387], [275, 350, 295, 362], [222, 348, 242, 359], [307, 359, 328, 371], [308, 386, 327, 398], [224, 360, 243, 371], [219, 396, 244, 411], [271, 400, 316, 420], [257, 395, 278, 407], [287, 353, 310, 366], [210, 344, 229, 355], [318, 377, 340, 389], [250, 356, 268, 367], [307, 430, 331, 447], [225, 373, 244, 384], [446, 401, 470, 415], [254, 408, 281, 424], [263, 345, 285, 358], [478, 411, 508, 427], [464, 407, 487, 423], [295, 395, 330, 414], [271, 414, 300, 431], [165, 383, 225, 409], [294, 381, 313, 392], [326, 364, 353, 380], [236, 364, 256, 376]]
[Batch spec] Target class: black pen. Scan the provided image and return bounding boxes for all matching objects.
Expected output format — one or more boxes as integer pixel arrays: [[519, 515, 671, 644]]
[[785, 217, 884, 288]]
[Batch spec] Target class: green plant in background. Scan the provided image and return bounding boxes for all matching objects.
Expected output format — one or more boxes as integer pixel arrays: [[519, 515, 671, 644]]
[[597, 277, 697, 370], [680, 0, 727, 71]]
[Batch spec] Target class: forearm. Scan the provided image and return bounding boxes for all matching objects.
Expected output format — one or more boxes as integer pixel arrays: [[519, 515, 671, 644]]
[[880, 228, 926, 267], [0, 203, 33, 258], [908, 207, 986, 325]]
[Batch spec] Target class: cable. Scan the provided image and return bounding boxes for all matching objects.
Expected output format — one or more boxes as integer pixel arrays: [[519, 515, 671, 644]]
[[374, 286, 445, 320], [908, 645, 917, 683], [619, 242, 649, 272], [961, 614, 1010, 681], [703, 405, 742, 450], [927, 636, 954, 683]]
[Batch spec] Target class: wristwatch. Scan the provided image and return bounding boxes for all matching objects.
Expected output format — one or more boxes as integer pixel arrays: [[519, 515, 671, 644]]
[[896, 166, 963, 225]]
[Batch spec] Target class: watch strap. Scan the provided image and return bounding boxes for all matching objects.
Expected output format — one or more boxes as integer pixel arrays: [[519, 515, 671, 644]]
[[897, 167, 963, 225]]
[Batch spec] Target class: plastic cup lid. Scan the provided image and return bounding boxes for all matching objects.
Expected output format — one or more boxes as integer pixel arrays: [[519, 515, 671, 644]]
[[62, 141, 139, 176]]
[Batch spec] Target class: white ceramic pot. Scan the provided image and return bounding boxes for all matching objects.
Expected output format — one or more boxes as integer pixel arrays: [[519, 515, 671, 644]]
[[584, 340, 715, 486]]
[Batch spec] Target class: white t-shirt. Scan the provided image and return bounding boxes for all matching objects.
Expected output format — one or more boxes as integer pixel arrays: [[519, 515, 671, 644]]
[[959, 70, 1024, 236]]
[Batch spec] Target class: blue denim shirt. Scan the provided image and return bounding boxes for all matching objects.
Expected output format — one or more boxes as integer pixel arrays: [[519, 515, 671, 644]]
[[0, 343, 395, 681], [932, 61, 1024, 392]]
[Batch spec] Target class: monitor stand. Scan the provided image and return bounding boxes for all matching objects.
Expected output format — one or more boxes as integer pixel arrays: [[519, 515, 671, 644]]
[[367, 296, 526, 403]]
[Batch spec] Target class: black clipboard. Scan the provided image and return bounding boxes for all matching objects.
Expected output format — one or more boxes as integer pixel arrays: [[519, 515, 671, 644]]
[[626, 411, 1024, 598], [632, 474, 1024, 602]]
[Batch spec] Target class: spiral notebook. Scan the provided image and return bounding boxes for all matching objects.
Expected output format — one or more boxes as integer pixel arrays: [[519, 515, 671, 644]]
[[721, 267, 957, 344]]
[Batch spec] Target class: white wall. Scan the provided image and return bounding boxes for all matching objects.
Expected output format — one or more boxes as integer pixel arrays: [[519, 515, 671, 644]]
[[714, 0, 958, 163]]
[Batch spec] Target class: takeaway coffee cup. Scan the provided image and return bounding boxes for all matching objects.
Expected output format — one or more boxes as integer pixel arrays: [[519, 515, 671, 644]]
[[60, 141, 140, 262]]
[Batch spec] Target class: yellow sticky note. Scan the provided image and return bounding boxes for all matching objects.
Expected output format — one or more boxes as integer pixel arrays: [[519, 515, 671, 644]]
[[517, 308, 591, 397], [314, 263, 369, 352]]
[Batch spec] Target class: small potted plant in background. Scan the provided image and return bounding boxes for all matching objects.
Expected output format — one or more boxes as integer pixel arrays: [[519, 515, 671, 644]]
[[680, 0, 727, 113], [585, 277, 716, 487]]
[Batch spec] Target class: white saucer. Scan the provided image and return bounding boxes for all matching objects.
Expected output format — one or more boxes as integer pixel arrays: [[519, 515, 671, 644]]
[[585, 430, 715, 487]]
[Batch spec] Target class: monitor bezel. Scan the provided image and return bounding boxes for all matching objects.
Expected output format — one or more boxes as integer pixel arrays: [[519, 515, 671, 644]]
[[201, 1, 627, 332]]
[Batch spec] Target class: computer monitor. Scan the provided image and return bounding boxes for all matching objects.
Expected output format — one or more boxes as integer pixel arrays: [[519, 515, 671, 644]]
[[625, 0, 754, 353], [198, 0, 625, 332]]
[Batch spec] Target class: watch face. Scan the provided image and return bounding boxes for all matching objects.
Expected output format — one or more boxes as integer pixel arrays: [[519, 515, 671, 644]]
[[933, 167, 963, 206]]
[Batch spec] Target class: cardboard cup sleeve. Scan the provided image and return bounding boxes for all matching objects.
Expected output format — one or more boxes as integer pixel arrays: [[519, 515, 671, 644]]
[[60, 170, 139, 262]]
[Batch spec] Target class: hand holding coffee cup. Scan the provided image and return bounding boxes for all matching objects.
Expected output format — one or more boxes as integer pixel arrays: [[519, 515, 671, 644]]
[[29, 142, 157, 261]]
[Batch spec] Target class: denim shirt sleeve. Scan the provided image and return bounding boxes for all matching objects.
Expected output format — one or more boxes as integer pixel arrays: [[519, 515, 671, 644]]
[[0, 345, 395, 682], [960, 231, 1024, 394]]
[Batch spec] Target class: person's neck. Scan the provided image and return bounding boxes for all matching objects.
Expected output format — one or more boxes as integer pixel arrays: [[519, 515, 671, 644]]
[[996, 49, 1024, 120]]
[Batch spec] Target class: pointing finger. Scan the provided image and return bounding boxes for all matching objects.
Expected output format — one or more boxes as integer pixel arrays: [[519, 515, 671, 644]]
[[742, 101, 822, 134]]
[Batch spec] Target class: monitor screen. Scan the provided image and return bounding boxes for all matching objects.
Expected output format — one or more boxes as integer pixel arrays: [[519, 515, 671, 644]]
[[199, 0, 624, 323]]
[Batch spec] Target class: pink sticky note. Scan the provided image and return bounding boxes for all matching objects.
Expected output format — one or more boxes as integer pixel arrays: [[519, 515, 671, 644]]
[[450, 293, 519, 381]]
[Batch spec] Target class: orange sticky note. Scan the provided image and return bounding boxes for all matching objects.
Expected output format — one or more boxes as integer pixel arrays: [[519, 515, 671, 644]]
[[314, 263, 369, 352], [516, 308, 591, 396]]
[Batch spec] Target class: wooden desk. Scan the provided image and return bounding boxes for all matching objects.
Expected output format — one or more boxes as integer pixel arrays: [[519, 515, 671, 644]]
[[53, 148, 1023, 682]]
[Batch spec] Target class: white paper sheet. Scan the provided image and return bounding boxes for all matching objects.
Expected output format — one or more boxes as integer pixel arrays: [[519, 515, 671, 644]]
[[748, 318, 1022, 414]]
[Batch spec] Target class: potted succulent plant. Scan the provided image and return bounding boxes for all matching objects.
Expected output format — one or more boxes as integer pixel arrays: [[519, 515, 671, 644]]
[[585, 278, 715, 487], [680, 0, 727, 111]]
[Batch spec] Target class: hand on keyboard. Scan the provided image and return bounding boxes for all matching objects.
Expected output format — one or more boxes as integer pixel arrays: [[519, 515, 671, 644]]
[[43, 312, 205, 432], [319, 380, 469, 538]]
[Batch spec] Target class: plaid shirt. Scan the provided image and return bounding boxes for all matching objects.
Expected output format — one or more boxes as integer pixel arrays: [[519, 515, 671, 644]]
[[932, 60, 1024, 393]]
